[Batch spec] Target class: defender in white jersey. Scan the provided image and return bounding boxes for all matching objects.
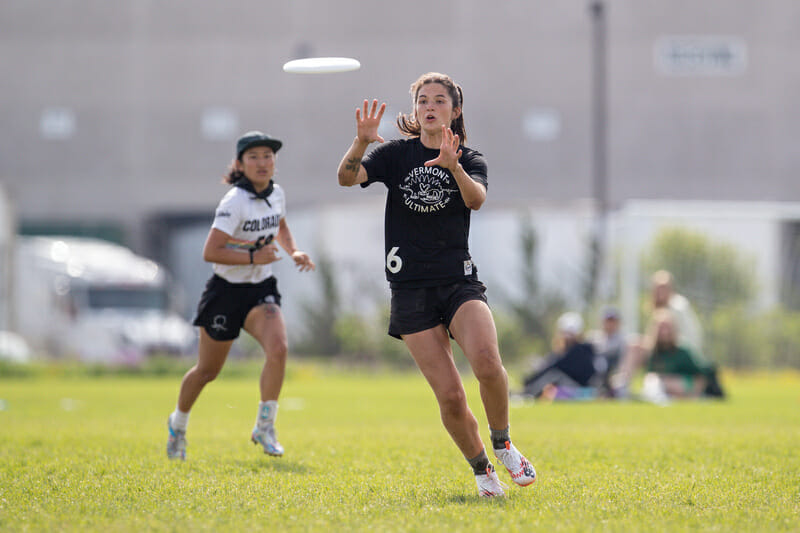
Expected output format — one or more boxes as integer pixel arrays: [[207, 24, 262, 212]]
[[167, 131, 315, 460], [336, 73, 536, 497]]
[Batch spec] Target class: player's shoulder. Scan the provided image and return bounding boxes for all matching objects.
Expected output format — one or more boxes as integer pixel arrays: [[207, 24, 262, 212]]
[[459, 145, 485, 161], [219, 185, 247, 204], [377, 137, 411, 151]]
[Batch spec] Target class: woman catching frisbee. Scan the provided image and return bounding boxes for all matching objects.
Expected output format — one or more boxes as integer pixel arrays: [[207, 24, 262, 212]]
[[336, 72, 536, 497], [167, 131, 315, 460]]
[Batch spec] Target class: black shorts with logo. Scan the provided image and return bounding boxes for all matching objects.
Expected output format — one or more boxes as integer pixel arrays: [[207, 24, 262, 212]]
[[388, 278, 488, 339], [193, 274, 282, 341]]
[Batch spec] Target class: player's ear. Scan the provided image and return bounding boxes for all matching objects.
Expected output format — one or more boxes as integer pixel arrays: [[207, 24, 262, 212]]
[[451, 106, 461, 120]]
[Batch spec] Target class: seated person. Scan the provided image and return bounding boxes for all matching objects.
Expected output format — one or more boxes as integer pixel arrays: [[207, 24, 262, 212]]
[[617, 270, 705, 397], [523, 312, 605, 400], [650, 270, 703, 354], [639, 309, 724, 401], [586, 306, 626, 397]]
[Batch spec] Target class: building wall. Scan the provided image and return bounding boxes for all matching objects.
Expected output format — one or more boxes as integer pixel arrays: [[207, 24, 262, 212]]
[[1, 0, 798, 252]]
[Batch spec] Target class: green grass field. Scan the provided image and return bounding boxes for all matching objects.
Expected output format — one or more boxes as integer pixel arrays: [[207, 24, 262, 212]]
[[1, 363, 798, 532]]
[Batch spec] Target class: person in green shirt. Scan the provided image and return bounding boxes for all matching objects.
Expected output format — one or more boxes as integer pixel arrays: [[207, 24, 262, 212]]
[[645, 309, 714, 398]]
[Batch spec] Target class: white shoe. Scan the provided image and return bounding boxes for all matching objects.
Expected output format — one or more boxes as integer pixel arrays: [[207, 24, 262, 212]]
[[641, 372, 670, 406], [495, 441, 536, 486], [476, 464, 507, 498], [166, 415, 186, 461], [251, 424, 284, 457]]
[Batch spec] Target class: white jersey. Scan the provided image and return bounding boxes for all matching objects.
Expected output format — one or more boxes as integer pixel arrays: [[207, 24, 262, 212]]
[[210, 183, 286, 283], [669, 293, 703, 355]]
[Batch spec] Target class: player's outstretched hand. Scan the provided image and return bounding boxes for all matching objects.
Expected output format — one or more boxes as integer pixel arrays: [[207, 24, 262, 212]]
[[291, 251, 315, 272], [356, 99, 386, 145], [424, 125, 462, 171]]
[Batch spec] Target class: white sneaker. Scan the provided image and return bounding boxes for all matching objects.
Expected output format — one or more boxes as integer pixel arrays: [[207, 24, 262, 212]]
[[166, 415, 186, 461], [476, 464, 507, 498], [641, 372, 670, 406], [251, 424, 284, 457], [495, 441, 536, 486]]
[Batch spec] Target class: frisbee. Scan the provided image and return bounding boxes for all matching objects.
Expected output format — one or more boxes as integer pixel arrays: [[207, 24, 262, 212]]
[[282, 57, 361, 74]]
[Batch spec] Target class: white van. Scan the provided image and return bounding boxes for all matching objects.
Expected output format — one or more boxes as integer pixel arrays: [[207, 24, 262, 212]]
[[13, 236, 196, 364]]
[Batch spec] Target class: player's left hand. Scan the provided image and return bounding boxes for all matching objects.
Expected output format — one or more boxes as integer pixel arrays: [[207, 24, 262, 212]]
[[424, 125, 462, 171], [291, 251, 315, 272]]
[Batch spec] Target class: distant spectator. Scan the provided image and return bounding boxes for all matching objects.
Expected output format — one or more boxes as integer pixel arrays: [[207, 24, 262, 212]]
[[637, 309, 724, 402], [523, 312, 605, 400], [587, 306, 627, 397], [651, 270, 703, 354], [616, 270, 706, 395]]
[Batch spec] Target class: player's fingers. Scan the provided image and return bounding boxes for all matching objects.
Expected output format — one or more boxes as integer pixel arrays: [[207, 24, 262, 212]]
[[376, 102, 386, 121], [370, 99, 379, 118]]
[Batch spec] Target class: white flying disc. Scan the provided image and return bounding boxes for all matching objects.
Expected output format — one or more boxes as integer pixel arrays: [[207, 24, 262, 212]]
[[282, 57, 361, 74]]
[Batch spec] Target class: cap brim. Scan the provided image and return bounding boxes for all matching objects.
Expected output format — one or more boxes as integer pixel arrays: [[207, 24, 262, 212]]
[[238, 139, 282, 159], [247, 140, 282, 152]]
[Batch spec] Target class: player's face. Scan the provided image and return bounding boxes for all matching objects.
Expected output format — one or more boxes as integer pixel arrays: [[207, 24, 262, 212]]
[[237, 146, 275, 188], [415, 83, 460, 135]]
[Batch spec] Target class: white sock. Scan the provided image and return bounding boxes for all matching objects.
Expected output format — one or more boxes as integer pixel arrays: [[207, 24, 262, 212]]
[[171, 408, 190, 431], [257, 400, 278, 427]]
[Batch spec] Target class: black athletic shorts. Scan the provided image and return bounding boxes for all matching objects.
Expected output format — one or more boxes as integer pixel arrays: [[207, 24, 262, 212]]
[[388, 279, 488, 339], [193, 274, 282, 341]]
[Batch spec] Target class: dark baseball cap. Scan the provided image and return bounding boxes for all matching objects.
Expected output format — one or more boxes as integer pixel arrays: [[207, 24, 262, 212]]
[[236, 131, 282, 159]]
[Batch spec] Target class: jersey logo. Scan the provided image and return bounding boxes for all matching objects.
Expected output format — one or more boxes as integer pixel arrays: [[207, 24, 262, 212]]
[[399, 167, 459, 213], [211, 315, 228, 331]]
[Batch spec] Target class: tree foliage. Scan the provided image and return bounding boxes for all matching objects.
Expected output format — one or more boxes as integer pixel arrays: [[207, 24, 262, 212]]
[[642, 227, 756, 316]]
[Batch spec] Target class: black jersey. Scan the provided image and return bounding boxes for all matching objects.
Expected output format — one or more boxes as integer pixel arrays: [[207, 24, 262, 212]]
[[361, 137, 488, 288]]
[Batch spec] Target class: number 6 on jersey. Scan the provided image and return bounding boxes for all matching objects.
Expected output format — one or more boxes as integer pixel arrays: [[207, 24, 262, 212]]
[[386, 246, 403, 274]]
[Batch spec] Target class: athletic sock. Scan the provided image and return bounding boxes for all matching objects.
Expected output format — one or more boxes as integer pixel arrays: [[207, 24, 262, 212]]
[[257, 400, 278, 428], [467, 449, 492, 475], [171, 408, 190, 431], [490, 426, 510, 451]]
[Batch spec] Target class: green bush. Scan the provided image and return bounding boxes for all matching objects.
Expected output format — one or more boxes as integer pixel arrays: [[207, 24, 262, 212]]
[[493, 310, 545, 364], [642, 227, 756, 316], [706, 306, 800, 369]]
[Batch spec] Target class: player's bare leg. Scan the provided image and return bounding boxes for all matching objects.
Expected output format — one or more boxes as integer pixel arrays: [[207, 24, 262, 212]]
[[168, 331, 233, 459], [449, 300, 508, 429], [403, 325, 484, 458], [450, 300, 536, 487], [244, 303, 288, 456], [403, 326, 507, 496]]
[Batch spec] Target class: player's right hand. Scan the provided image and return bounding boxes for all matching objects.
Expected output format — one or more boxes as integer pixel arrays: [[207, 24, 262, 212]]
[[356, 99, 386, 144]]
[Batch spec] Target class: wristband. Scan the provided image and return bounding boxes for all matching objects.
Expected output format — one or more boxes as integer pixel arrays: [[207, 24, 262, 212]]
[[249, 248, 254, 264]]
